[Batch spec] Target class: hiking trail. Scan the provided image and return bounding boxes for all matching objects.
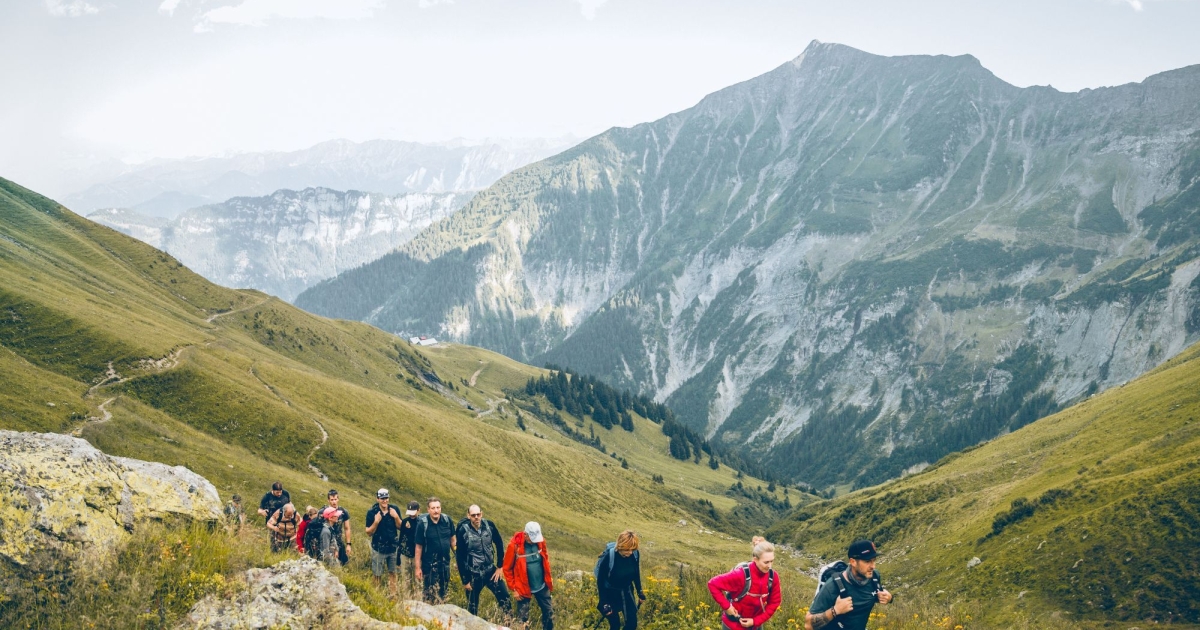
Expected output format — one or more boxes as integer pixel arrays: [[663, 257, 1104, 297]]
[[71, 397, 115, 437], [249, 364, 329, 481], [206, 296, 270, 324]]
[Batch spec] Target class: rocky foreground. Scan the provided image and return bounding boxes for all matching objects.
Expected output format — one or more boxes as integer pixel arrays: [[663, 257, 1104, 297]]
[[0, 430, 221, 567], [182, 558, 508, 630]]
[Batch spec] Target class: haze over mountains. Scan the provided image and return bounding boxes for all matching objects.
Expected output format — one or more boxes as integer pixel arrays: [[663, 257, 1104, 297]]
[[65, 137, 576, 218], [297, 41, 1200, 489], [89, 189, 471, 302]]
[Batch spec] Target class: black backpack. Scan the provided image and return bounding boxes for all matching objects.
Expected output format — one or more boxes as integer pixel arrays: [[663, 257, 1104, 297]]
[[724, 562, 775, 604], [303, 519, 324, 559]]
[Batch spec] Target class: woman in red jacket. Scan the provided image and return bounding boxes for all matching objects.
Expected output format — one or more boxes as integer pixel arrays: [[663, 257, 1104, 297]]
[[707, 537, 782, 630], [503, 521, 554, 630]]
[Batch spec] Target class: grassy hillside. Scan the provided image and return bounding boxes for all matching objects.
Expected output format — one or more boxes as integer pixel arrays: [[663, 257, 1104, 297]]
[[0, 176, 796, 574], [768, 338, 1200, 626]]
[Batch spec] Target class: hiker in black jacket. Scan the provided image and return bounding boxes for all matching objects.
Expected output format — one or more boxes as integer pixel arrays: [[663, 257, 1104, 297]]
[[456, 504, 512, 618], [596, 530, 645, 630], [399, 500, 420, 591]]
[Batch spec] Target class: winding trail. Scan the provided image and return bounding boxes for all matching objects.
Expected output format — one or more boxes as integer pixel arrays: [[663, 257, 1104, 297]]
[[249, 363, 330, 481], [206, 296, 271, 324], [72, 397, 115, 437]]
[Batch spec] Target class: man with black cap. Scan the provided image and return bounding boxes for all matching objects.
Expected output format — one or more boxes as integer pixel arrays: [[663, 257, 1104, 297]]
[[805, 539, 892, 630], [365, 488, 404, 597], [399, 500, 421, 590], [326, 489, 352, 565], [257, 482, 290, 521]]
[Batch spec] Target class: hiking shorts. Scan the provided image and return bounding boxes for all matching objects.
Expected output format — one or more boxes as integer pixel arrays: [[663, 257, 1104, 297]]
[[371, 549, 398, 576]]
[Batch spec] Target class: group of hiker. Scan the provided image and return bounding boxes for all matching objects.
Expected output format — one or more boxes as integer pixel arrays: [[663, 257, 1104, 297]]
[[229, 482, 891, 630]]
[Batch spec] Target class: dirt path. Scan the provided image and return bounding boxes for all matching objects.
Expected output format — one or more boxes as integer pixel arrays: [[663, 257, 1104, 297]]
[[72, 397, 115, 437], [86, 362, 124, 397], [206, 296, 270, 324], [468, 365, 484, 387], [249, 364, 330, 481]]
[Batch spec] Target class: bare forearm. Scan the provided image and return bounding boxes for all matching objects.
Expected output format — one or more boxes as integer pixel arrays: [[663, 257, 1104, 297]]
[[807, 610, 834, 629]]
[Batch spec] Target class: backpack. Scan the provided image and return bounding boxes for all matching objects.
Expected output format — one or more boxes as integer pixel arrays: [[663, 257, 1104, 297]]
[[303, 520, 324, 558], [815, 561, 883, 607], [593, 542, 639, 588], [725, 562, 775, 604]]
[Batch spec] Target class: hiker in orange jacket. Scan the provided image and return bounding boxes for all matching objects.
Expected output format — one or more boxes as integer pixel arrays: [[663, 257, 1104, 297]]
[[503, 522, 554, 630], [707, 537, 782, 629]]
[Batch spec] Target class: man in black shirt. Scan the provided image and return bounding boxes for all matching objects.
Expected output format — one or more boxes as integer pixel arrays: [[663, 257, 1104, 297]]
[[399, 500, 420, 591], [455, 504, 511, 618], [257, 482, 290, 521], [325, 489, 352, 565], [806, 539, 893, 630], [414, 496, 456, 602], [365, 488, 404, 598]]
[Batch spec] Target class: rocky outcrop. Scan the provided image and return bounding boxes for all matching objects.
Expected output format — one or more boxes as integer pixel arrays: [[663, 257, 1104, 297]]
[[0, 430, 221, 568], [182, 559, 510, 630], [182, 559, 409, 629]]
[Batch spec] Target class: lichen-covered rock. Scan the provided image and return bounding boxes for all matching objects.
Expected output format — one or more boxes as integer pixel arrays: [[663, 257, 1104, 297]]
[[182, 558, 415, 629], [182, 559, 511, 630], [0, 430, 221, 567], [401, 600, 510, 630]]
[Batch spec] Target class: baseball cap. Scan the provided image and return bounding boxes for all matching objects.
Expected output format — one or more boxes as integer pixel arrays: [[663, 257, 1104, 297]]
[[524, 521, 544, 544], [848, 539, 878, 560], [377, 488, 390, 499], [322, 507, 338, 519]]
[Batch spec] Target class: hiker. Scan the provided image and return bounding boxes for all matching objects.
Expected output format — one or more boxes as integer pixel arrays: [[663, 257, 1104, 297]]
[[223, 494, 245, 534], [414, 497, 456, 602], [455, 504, 512, 617], [707, 536, 782, 630], [266, 503, 300, 553], [503, 521, 554, 630], [257, 482, 290, 521], [399, 500, 420, 590], [596, 530, 645, 630], [805, 539, 892, 630], [365, 488, 404, 597], [325, 489, 353, 565], [319, 507, 342, 568], [296, 505, 318, 555]]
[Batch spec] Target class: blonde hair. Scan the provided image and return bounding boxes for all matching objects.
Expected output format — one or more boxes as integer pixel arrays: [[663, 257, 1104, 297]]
[[751, 536, 775, 559], [616, 530, 639, 554], [305, 505, 318, 517]]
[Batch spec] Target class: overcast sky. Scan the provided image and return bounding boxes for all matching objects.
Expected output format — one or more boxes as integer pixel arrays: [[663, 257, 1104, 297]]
[[3, 0, 1199, 196]]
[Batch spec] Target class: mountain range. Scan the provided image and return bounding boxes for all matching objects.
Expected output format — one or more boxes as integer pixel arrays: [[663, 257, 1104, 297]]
[[296, 41, 1200, 490], [63, 137, 576, 218], [89, 188, 470, 302]]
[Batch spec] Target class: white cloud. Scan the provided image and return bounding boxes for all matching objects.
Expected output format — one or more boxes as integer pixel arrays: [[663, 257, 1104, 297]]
[[197, 0, 385, 28], [418, 0, 453, 7], [158, 0, 183, 16], [573, 0, 608, 20], [1125, 0, 1145, 10], [44, 0, 100, 17]]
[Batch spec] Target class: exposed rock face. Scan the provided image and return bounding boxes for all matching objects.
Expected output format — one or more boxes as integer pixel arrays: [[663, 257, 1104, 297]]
[[182, 559, 509, 630], [0, 430, 221, 568], [91, 188, 472, 302]]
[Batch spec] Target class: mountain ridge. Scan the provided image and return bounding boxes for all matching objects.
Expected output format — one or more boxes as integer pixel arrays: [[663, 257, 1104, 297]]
[[297, 41, 1200, 491]]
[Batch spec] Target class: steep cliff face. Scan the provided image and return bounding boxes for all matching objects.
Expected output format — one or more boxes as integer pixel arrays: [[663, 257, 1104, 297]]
[[92, 188, 470, 302], [297, 42, 1200, 488]]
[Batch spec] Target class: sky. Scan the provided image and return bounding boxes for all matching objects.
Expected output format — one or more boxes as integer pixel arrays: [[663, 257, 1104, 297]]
[[2, 0, 1199, 197]]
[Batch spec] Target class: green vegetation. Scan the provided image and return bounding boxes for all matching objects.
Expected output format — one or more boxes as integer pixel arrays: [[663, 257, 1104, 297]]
[[0, 175, 794, 587], [768, 340, 1200, 625]]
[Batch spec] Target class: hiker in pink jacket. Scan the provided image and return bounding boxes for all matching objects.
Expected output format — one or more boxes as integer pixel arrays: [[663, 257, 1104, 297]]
[[707, 537, 782, 629]]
